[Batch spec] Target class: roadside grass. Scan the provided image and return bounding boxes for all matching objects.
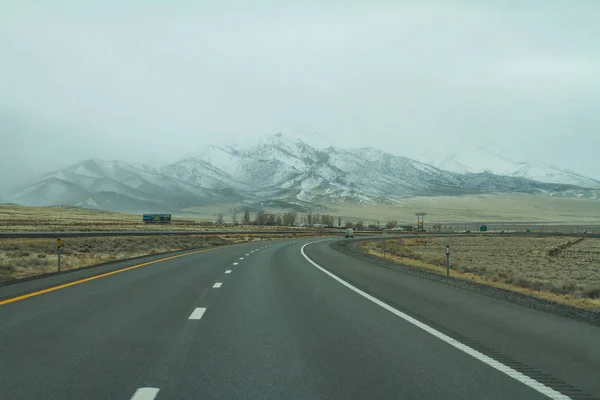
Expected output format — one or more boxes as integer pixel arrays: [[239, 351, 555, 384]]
[[0, 233, 308, 282], [361, 237, 600, 311]]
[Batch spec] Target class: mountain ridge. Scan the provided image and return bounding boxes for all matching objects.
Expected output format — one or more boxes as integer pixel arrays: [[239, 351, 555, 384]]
[[417, 145, 600, 188], [6, 134, 597, 213]]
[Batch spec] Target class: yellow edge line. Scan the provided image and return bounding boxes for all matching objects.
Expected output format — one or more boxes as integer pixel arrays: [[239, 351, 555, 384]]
[[0, 246, 223, 307]]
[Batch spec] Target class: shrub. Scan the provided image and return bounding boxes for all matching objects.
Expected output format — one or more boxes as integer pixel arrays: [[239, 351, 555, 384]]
[[581, 284, 600, 299]]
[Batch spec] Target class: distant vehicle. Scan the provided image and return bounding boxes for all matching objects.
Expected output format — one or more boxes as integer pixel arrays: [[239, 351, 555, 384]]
[[391, 227, 405, 232], [345, 228, 354, 238], [143, 214, 171, 224]]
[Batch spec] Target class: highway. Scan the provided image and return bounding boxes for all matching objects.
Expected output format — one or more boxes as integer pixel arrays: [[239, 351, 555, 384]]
[[1, 238, 599, 399]]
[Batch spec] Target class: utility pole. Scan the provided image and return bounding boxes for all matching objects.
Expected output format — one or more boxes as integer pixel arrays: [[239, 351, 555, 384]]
[[415, 212, 426, 232]]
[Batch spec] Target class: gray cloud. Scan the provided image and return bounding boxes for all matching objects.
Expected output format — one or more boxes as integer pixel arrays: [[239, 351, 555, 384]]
[[1, 1, 599, 189]]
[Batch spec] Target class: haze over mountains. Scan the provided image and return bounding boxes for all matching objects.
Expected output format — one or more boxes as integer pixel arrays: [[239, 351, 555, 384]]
[[4, 133, 599, 213]]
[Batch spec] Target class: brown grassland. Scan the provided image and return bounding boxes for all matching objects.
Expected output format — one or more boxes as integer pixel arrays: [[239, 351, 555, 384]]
[[361, 236, 600, 311], [0, 232, 312, 283], [0, 204, 310, 232]]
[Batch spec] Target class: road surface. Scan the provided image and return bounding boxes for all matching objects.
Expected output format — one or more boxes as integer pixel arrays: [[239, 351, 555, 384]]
[[1, 238, 598, 399]]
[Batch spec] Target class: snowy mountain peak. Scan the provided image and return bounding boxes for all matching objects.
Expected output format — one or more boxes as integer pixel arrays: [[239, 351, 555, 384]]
[[418, 145, 600, 188]]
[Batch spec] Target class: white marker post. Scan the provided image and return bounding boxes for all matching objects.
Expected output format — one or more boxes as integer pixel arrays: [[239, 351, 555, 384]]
[[383, 228, 387, 259], [446, 245, 450, 277], [57, 238, 62, 272]]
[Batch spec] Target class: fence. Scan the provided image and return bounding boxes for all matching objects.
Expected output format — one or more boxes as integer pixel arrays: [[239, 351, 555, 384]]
[[558, 251, 600, 262]]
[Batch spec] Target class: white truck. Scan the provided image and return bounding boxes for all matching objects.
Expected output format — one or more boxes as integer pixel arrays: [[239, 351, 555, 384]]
[[345, 228, 354, 238]]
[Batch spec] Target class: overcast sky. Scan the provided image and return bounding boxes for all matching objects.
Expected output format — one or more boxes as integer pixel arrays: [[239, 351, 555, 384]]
[[1, 1, 599, 189]]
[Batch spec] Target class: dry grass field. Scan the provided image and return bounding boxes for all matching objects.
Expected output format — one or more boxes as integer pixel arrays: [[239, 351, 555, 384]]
[[361, 236, 600, 311], [0, 204, 313, 232], [0, 232, 310, 283], [2, 194, 599, 233], [329, 194, 600, 225]]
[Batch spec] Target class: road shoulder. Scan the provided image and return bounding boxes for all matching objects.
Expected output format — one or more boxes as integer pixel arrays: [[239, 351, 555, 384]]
[[332, 239, 600, 326]]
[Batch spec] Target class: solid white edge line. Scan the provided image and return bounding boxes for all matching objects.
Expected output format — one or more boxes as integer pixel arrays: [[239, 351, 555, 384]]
[[213, 282, 222, 288], [225, 270, 232, 274], [188, 307, 207, 320], [131, 388, 160, 400], [300, 242, 572, 400]]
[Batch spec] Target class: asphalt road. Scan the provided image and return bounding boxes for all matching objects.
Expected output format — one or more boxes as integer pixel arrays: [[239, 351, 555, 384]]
[[1, 238, 598, 399]]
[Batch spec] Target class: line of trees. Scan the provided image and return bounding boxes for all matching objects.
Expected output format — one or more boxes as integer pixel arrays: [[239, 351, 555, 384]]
[[305, 213, 336, 226], [212, 210, 343, 227]]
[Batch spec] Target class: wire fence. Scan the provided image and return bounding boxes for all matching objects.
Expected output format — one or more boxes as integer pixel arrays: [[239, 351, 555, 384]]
[[557, 251, 600, 262]]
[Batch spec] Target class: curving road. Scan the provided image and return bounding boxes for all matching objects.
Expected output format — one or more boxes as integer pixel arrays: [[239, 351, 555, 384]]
[[0, 238, 599, 399]]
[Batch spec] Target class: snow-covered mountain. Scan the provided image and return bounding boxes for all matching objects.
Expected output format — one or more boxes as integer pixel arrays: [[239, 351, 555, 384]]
[[8, 134, 596, 212], [161, 133, 592, 205], [9, 159, 251, 212], [417, 145, 600, 188]]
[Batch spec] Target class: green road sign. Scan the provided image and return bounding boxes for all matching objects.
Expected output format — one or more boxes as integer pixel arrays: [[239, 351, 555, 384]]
[[480, 225, 487, 232]]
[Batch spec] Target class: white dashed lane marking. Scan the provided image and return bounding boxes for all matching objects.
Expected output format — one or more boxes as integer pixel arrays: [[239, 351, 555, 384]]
[[225, 270, 231, 274], [213, 282, 222, 288], [233, 262, 238, 265], [130, 387, 160, 400], [188, 308, 207, 320]]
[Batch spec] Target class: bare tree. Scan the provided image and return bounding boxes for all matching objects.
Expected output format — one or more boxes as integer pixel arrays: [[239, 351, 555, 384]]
[[216, 213, 224, 225], [386, 221, 397, 229], [320, 214, 334, 226], [355, 221, 365, 230], [313, 213, 321, 225], [242, 209, 251, 225], [283, 211, 297, 226], [307, 212, 313, 225], [338, 216, 342, 227], [345, 221, 356, 229], [254, 211, 266, 225], [266, 213, 276, 225], [231, 211, 238, 225], [275, 214, 282, 226]]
